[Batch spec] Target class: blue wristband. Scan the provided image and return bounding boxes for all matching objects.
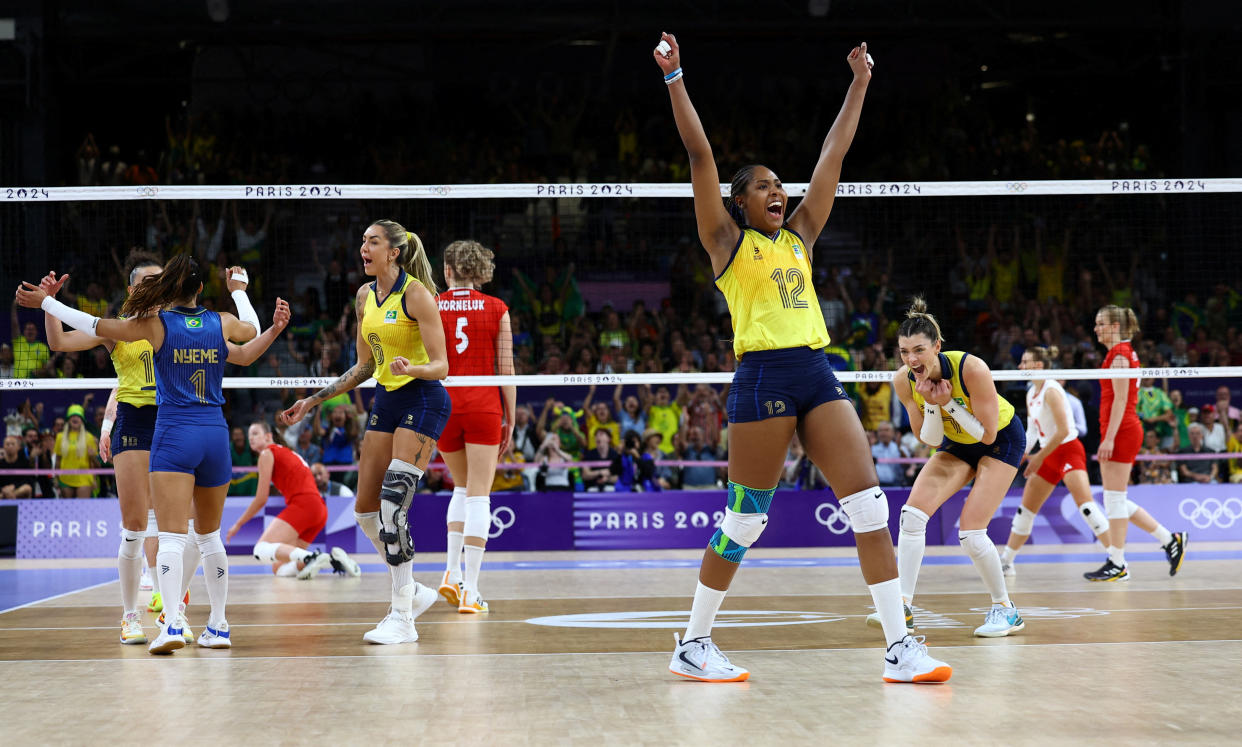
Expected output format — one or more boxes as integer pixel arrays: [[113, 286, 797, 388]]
[[663, 67, 682, 81]]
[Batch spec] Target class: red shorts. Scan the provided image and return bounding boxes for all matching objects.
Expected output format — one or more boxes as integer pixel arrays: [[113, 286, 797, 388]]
[[1036, 439, 1088, 484], [277, 494, 328, 543], [1102, 421, 1144, 465], [438, 411, 502, 452]]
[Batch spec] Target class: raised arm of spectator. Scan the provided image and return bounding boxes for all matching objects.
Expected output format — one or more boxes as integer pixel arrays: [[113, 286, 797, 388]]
[[638, 383, 653, 414], [582, 384, 598, 415], [536, 397, 554, 442], [675, 383, 690, 408]]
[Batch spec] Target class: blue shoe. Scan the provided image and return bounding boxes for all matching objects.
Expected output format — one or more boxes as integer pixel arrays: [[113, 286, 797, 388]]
[[974, 603, 1025, 638]]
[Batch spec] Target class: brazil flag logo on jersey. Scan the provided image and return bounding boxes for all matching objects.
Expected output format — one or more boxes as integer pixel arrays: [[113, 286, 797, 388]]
[[185, 317, 202, 329], [384, 309, 398, 324]]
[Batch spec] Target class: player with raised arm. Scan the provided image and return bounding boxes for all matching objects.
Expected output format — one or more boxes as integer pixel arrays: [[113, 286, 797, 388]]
[[654, 32, 949, 683]]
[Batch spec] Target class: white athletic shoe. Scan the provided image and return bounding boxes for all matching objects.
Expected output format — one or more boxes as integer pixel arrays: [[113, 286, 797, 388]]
[[410, 582, 437, 619], [329, 547, 361, 577], [363, 609, 419, 645], [883, 635, 952, 683], [139, 569, 154, 591], [197, 621, 231, 649], [974, 603, 1025, 638], [297, 551, 335, 580], [148, 619, 186, 655], [668, 633, 750, 682], [119, 612, 147, 644], [458, 588, 489, 614], [1001, 560, 1016, 578]]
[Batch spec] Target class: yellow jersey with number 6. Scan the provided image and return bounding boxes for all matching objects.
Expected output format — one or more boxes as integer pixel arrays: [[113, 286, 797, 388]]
[[361, 270, 430, 391], [714, 227, 829, 358], [111, 338, 157, 407]]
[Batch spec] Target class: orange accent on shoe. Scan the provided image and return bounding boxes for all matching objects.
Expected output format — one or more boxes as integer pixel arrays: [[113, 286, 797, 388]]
[[670, 668, 750, 683]]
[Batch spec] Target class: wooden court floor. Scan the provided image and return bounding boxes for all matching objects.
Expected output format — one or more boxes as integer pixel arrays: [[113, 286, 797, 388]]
[[2, 543, 1240, 745]]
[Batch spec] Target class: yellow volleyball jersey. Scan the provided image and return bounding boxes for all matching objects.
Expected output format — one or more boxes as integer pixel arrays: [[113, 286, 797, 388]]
[[909, 350, 1014, 445], [111, 338, 157, 406], [361, 270, 430, 391], [714, 227, 830, 358]]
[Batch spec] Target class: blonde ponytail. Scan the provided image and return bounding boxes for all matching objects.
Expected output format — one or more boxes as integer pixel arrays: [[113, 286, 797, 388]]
[[372, 219, 439, 294], [897, 296, 944, 343]]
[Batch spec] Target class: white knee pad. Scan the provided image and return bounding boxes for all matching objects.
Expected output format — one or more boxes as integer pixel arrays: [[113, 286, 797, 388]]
[[1010, 506, 1035, 536], [959, 528, 996, 560], [1103, 490, 1129, 520], [840, 488, 891, 534], [463, 495, 492, 539], [253, 541, 280, 563], [195, 529, 226, 557], [720, 508, 768, 547], [145, 508, 159, 538], [447, 487, 467, 525], [119, 528, 145, 560], [1124, 499, 1140, 518], [899, 505, 929, 538], [1079, 501, 1110, 536]]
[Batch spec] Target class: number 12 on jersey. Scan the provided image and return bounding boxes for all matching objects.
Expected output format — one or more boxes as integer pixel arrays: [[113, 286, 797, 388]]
[[770, 268, 808, 309]]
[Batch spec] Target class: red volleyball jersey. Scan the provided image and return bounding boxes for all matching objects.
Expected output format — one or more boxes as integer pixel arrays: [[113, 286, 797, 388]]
[[1100, 341, 1141, 432], [437, 287, 509, 414], [266, 443, 320, 504]]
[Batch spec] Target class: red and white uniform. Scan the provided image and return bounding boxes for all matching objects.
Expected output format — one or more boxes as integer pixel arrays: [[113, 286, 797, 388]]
[[266, 443, 328, 542], [1026, 380, 1087, 484], [437, 287, 508, 451], [1099, 340, 1143, 464]]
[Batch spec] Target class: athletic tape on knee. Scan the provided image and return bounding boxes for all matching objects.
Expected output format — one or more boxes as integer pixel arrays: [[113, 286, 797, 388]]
[[900, 505, 929, 538], [959, 528, 996, 560], [1079, 501, 1110, 536], [1010, 506, 1035, 536], [119, 528, 145, 559], [709, 482, 776, 562], [195, 529, 226, 558], [447, 487, 467, 525], [725, 481, 776, 514], [253, 541, 280, 563], [463, 495, 491, 539], [146, 508, 159, 538], [1104, 490, 1129, 520], [840, 487, 891, 534], [1124, 499, 1140, 518]]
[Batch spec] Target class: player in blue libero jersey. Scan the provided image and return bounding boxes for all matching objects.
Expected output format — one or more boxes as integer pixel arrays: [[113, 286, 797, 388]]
[[18, 255, 269, 655]]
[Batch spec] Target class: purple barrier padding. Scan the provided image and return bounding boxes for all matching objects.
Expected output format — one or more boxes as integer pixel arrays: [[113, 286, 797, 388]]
[[408, 492, 575, 552]]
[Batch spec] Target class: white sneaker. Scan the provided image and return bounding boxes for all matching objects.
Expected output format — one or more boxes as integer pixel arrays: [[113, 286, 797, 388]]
[[148, 619, 186, 655], [197, 621, 232, 649], [410, 582, 437, 620], [883, 635, 952, 683], [363, 609, 419, 644], [119, 612, 147, 644], [297, 551, 335, 580], [329, 547, 361, 577], [668, 633, 749, 682], [139, 569, 154, 592], [974, 603, 1025, 638], [1001, 560, 1016, 578]]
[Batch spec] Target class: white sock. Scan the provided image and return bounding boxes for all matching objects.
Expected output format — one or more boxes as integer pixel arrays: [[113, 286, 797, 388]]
[[156, 533, 187, 630], [463, 545, 484, 595], [1108, 546, 1126, 567], [118, 529, 145, 615], [195, 529, 229, 627], [1152, 525, 1173, 547], [960, 529, 1011, 606], [897, 506, 929, 605], [390, 561, 414, 615], [868, 578, 908, 647], [180, 520, 200, 603], [684, 581, 727, 641], [290, 547, 312, 564], [276, 560, 298, 577], [446, 532, 464, 579]]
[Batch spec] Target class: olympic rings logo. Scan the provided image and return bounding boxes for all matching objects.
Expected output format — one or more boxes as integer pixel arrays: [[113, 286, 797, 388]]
[[490, 506, 516, 538], [1005, 182, 1028, 193], [135, 186, 160, 198], [1178, 497, 1242, 529], [814, 502, 853, 535], [425, 186, 453, 196]]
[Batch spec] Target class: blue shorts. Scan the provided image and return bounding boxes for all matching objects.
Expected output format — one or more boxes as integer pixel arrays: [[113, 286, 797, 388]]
[[367, 379, 452, 438], [727, 347, 851, 424], [939, 416, 1026, 470], [148, 405, 232, 488], [114, 402, 156, 454]]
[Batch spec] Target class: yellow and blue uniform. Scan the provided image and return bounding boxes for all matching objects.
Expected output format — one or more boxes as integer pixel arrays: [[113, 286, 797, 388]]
[[362, 270, 450, 437], [909, 351, 1025, 469], [148, 306, 232, 487], [715, 227, 849, 424], [111, 337, 158, 455]]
